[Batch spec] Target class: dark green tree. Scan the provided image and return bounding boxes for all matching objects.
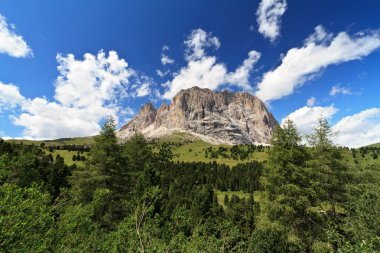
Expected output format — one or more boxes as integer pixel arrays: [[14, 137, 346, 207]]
[[306, 117, 351, 249], [0, 183, 55, 252], [69, 116, 127, 229], [263, 119, 324, 251]]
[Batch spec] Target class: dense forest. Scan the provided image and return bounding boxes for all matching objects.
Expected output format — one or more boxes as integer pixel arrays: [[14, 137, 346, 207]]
[[1, 117, 379, 252]]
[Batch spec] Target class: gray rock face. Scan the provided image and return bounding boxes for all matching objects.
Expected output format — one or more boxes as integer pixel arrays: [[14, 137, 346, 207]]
[[118, 87, 278, 144]]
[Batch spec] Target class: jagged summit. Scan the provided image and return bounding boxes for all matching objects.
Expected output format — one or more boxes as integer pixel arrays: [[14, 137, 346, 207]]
[[118, 86, 278, 145]]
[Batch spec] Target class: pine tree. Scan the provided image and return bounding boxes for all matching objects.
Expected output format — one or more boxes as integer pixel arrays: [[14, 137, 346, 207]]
[[306, 117, 350, 248], [69, 116, 127, 229], [263, 119, 323, 251]]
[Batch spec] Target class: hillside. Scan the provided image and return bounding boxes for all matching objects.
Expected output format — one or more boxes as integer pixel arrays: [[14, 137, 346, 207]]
[[6, 136, 95, 146], [5, 133, 380, 168], [366, 142, 380, 148]]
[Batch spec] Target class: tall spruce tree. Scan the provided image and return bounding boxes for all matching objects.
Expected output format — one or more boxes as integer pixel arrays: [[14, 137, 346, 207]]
[[306, 117, 350, 249], [69, 116, 128, 229], [263, 119, 325, 251]]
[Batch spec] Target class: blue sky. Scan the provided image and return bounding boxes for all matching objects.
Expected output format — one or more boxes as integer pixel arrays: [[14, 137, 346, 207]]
[[0, 0, 380, 147]]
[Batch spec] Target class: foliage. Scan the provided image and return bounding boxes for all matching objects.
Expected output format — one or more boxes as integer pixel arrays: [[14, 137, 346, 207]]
[[0, 116, 379, 252], [0, 183, 54, 252]]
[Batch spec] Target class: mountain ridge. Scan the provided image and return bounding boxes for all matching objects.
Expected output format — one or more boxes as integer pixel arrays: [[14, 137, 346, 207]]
[[118, 86, 278, 145]]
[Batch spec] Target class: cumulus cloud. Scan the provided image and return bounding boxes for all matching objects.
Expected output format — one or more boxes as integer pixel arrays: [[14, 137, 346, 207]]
[[136, 82, 151, 97], [282, 105, 338, 136], [0, 82, 27, 111], [8, 51, 134, 140], [163, 57, 227, 99], [226, 50, 261, 91], [256, 0, 287, 42], [332, 108, 380, 148], [256, 25, 380, 102], [13, 98, 107, 140], [283, 105, 380, 147], [161, 45, 174, 65], [162, 29, 261, 99], [330, 84, 352, 96], [184, 29, 220, 61], [129, 74, 160, 99], [0, 14, 32, 58]]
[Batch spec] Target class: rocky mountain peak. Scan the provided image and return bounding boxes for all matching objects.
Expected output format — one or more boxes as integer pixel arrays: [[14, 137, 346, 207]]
[[118, 87, 278, 144]]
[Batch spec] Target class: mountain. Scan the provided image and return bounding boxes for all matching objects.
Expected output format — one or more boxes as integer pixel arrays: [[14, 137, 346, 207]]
[[118, 87, 278, 145]]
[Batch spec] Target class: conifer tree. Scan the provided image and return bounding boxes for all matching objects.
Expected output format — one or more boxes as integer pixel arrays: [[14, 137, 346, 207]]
[[263, 119, 323, 251], [306, 117, 350, 249], [69, 116, 127, 228]]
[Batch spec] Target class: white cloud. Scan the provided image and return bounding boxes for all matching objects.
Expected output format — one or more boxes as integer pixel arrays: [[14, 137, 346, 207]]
[[9, 51, 134, 140], [156, 69, 169, 78], [129, 74, 159, 99], [226, 50, 261, 91], [161, 45, 174, 65], [304, 25, 333, 45], [282, 105, 338, 136], [13, 98, 106, 140], [161, 55, 174, 65], [54, 50, 132, 107], [332, 108, 380, 148], [0, 82, 27, 111], [283, 105, 380, 147], [306, 96, 316, 107], [163, 29, 261, 99], [163, 50, 261, 99], [256, 0, 287, 42], [0, 14, 32, 58], [136, 82, 151, 97], [330, 84, 352, 96], [120, 107, 134, 116], [184, 29, 220, 61], [256, 26, 380, 102], [163, 57, 227, 99]]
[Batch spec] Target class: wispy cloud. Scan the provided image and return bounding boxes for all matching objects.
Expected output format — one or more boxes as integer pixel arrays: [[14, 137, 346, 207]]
[[332, 108, 380, 147], [161, 45, 174, 65], [256, 0, 287, 42], [256, 25, 380, 102], [306, 96, 316, 107], [156, 69, 169, 78], [330, 84, 352, 96]]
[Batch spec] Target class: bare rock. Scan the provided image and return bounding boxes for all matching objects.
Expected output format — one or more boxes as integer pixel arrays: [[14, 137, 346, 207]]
[[118, 87, 278, 145]]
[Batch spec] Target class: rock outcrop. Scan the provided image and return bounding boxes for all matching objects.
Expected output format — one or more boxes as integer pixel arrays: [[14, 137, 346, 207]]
[[118, 87, 278, 145]]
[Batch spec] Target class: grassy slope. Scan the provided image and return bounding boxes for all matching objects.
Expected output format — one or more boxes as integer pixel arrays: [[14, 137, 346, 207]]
[[6, 133, 379, 167], [366, 142, 380, 148], [9, 132, 380, 167], [152, 131, 268, 166], [45, 149, 89, 166], [171, 141, 267, 167], [6, 137, 93, 166], [215, 190, 262, 208], [341, 148, 380, 167], [6, 136, 95, 146]]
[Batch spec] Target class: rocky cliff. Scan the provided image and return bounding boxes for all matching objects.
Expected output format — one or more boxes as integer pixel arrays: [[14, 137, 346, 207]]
[[118, 87, 278, 145]]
